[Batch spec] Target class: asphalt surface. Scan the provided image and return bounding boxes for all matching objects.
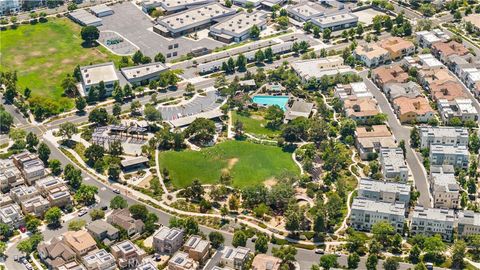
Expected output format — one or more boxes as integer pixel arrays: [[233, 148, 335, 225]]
[[360, 71, 432, 208]]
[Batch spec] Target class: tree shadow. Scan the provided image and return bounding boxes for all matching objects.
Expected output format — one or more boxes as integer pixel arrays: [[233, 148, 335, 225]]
[[81, 41, 99, 49]]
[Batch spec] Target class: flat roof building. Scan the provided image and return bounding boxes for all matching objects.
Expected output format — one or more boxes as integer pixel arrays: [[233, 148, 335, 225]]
[[111, 240, 147, 269], [311, 12, 358, 31], [383, 82, 422, 101], [430, 165, 459, 209], [153, 226, 184, 255], [419, 126, 469, 149], [169, 251, 198, 270], [183, 235, 210, 262], [10, 185, 40, 203], [411, 206, 455, 242], [154, 3, 235, 38], [221, 246, 251, 270], [355, 125, 396, 160], [334, 82, 373, 101], [141, 0, 214, 14], [416, 29, 450, 48], [438, 98, 479, 123], [291, 56, 355, 82], [82, 249, 116, 270], [210, 11, 268, 43], [0, 159, 23, 191], [358, 178, 410, 205], [430, 144, 469, 169], [68, 9, 102, 26], [80, 62, 119, 96], [287, 1, 345, 22], [121, 62, 169, 86], [90, 4, 113, 17], [0, 203, 24, 228], [251, 254, 282, 270], [350, 198, 405, 233], [379, 148, 408, 182], [458, 210, 480, 238], [21, 195, 50, 217]]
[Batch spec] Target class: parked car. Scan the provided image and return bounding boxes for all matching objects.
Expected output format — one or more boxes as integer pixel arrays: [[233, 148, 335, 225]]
[[113, 189, 120, 194], [78, 209, 88, 217], [101, 205, 108, 211], [314, 249, 325, 254]]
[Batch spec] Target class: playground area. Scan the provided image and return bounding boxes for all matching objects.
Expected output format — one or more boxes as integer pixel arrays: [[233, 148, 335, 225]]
[[98, 31, 138, 56]]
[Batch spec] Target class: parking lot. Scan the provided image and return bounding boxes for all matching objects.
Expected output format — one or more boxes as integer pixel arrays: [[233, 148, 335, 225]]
[[98, 30, 139, 55], [158, 89, 224, 120], [97, 2, 224, 59]]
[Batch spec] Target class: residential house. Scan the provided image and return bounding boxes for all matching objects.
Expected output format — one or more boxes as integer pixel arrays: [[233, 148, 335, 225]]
[[57, 261, 87, 270], [107, 208, 144, 237], [431, 41, 469, 63], [334, 82, 373, 101], [371, 65, 408, 89], [87, 219, 120, 243], [416, 29, 450, 48], [10, 185, 40, 203], [0, 194, 13, 207], [111, 240, 147, 269], [464, 14, 480, 33], [12, 151, 46, 185], [136, 262, 159, 270], [183, 235, 210, 263], [383, 82, 422, 102], [45, 186, 72, 208], [220, 246, 251, 270], [418, 68, 455, 89], [355, 125, 397, 160], [343, 97, 380, 123], [417, 54, 445, 69], [284, 99, 314, 121], [429, 81, 467, 102], [63, 230, 98, 257], [430, 165, 459, 209], [357, 178, 410, 205], [0, 159, 23, 191], [458, 210, 480, 238], [430, 144, 469, 169], [378, 37, 415, 60], [168, 251, 198, 270], [153, 226, 184, 254], [419, 126, 469, 148], [354, 43, 390, 68], [438, 98, 479, 123], [21, 195, 50, 217], [251, 254, 282, 270], [0, 203, 24, 228], [379, 148, 409, 182], [38, 237, 77, 270], [350, 198, 405, 233], [392, 96, 435, 123], [411, 206, 455, 242], [82, 249, 117, 270]]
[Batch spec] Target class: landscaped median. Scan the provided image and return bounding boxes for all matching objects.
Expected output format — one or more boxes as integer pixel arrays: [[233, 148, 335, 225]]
[[157, 140, 300, 188]]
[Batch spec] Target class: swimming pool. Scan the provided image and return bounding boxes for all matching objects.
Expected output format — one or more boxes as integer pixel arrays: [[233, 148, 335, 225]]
[[252, 95, 289, 110]]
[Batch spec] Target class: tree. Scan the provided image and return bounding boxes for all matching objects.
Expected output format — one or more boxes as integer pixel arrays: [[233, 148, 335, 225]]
[[414, 263, 428, 270], [0, 223, 12, 241], [209, 231, 225, 249], [45, 207, 62, 226], [59, 122, 78, 141], [184, 179, 204, 202], [169, 217, 199, 235], [132, 50, 145, 65], [319, 254, 338, 270], [112, 84, 124, 103], [255, 234, 269, 253], [49, 159, 62, 176], [154, 52, 166, 63], [65, 165, 82, 190], [184, 118, 216, 145], [372, 221, 394, 246], [0, 109, 13, 132], [423, 235, 446, 257], [80, 26, 100, 45], [356, 24, 364, 37], [85, 144, 104, 166], [452, 240, 467, 269], [110, 195, 128, 209], [409, 244, 421, 263], [90, 209, 105, 220], [68, 219, 86, 231], [323, 28, 332, 40], [17, 239, 33, 256], [108, 163, 121, 181], [250, 24, 260, 39], [469, 132, 480, 154], [129, 204, 148, 221], [74, 184, 98, 206], [75, 96, 87, 112], [89, 108, 109, 126], [366, 254, 378, 270], [232, 230, 247, 247], [410, 126, 420, 148], [454, 10, 462, 21], [0, 241, 6, 257], [383, 257, 399, 270], [62, 74, 78, 97], [272, 245, 297, 265], [254, 49, 265, 63], [112, 103, 122, 117], [26, 132, 39, 150], [224, 0, 232, 7], [347, 252, 360, 269], [130, 100, 141, 115], [264, 47, 273, 62], [38, 142, 50, 164], [25, 215, 41, 233], [236, 54, 247, 71]]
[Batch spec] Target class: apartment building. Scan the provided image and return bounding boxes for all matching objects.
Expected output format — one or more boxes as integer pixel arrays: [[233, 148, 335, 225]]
[[111, 240, 147, 269], [136, 262, 159, 270], [168, 251, 199, 270], [458, 210, 480, 238], [358, 178, 410, 205], [10, 185, 40, 203], [12, 151, 46, 184], [354, 43, 390, 68], [220, 246, 251, 270], [379, 148, 409, 182], [0, 159, 23, 191], [251, 254, 282, 270], [372, 65, 408, 89], [0, 194, 13, 207], [107, 208, 144, 237], [355, 125, 397, 160], [183, 235, 210, 262], [63, 230, 98, 257], [350, 198, 405, 233], [378, 37, 415, 60], [438, 98, 479, 123], [0, 203, 24, 228], [80, 62, 119, 96], [153, 226, 184, 254], [419, 126, 469, 149], [21, 195, 50, 217], [411, 207, 455, 242], [82, 249, 117, 270], [430, 165, 459, 209], [416, 29, 450, 48], [0, 0, 20, 15], [430, 144, 469, 169], [45, 186, 72, 208]]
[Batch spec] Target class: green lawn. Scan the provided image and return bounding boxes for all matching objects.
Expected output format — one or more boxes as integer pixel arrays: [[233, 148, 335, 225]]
[[158, 140, 299, 188], [0, 18, 120, 112], [232, 111, 280, 138]]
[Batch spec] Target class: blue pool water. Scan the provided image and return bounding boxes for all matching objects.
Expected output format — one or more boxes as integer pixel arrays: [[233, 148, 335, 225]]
[[252, 95, 289, 111]]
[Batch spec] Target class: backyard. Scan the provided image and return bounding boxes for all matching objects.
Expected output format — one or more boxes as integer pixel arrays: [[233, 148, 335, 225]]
[[158, 140, 299, 188], [232, 110, 281, 138], [0, 18, 120, 112]]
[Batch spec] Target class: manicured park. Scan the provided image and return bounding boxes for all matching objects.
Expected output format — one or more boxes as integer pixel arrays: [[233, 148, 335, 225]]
[[0, 18, 120, 111], [232, 111, 280, 138], [158, 140, 299, 188]]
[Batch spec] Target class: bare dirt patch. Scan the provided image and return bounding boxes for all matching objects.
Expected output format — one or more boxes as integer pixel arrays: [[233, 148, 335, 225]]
[[263, 177, 277, 188], [222, 158, 239, 174]]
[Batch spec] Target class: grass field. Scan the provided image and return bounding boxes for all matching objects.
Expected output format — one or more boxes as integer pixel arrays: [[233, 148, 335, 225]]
[[0, 18, 120, 112], [158, 140, 299, 188], [232, 111, 280, 138]]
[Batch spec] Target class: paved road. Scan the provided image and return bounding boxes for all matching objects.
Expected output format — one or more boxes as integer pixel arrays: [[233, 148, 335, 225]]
[[360, 71, 432, 207]]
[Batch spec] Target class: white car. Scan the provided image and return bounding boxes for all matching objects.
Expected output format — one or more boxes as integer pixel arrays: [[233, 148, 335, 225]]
[[314, 249, 325, 254], [113, 189, 120, 194], [78, 209, 88, 217]]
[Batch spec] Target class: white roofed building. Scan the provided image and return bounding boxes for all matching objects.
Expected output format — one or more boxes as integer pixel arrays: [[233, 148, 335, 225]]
[[121, 62, 169, 86], [209, 11, 268, 43], [80, 62, 119, 96], [411, 207, 455, 242]]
